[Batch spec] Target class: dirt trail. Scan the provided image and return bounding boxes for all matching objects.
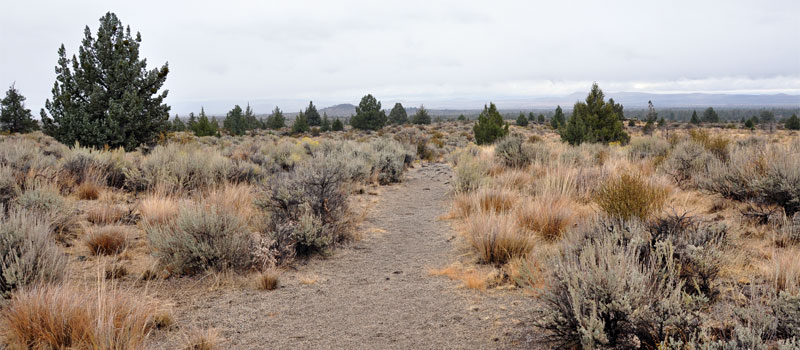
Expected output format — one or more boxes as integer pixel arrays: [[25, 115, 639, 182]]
[[168, 163, 534, 349]]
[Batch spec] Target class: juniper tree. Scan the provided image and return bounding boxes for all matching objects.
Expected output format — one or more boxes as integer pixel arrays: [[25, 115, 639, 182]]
[[305, 101, 321, 126], [560, 83, 629, 145], [528, 112, 535, 122], [645, 100, 658, 122], [550, 105, 566, 129], [785, 114, 800, 130], [702, 107, 719, 123], [411, 105, 431, 125], [609, 98, 625, 120], [516, 112, 529, 127], [320, 113, 331, 131], [537, 114, 545, 124], [265, 106, 285, 129], [1, 84, 38, 133], [350, 94, 386, 130], [187, 112, 197, 131], [40, 12, 170, 150], [171, 114, 185, 132], [292, 111, 310, 134], [457, 114, 467, 121], [223, 105, 247, 136], [331, 118, 344, 131], [472, 102, 508, 145], [244, 103, 260, 130], [388, 103, 408, 124], [690, 110, 701, 125], [194, 108, 217, 136]]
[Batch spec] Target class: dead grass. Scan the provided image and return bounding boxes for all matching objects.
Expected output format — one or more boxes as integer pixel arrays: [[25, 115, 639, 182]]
[[0, 283, 162, 349], [180, 328, 222, 350], [594, 172, 668, 221], [429, 264, 493, 291], [258, 270, 280, 291], [85, 225, 130, 255], [463, 211, 533, 265], [514, 196, 576, 241], [86, 203, 128, 225], [138, 193, 180, 225], [75, 181, 101, 200]]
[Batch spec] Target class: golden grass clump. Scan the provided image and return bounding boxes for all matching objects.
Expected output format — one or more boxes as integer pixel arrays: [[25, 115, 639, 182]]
[[75, 181, 101, 200], [138, 193, 180, 225], [0, 284, 162, 349], [463, 212, 533, 265], [86, 203, 128, 225], [85, 225, 130, 255], [258, 270, 280, 291], [474, 187, 518, 214], [180, 328, 222, 350], [594, 173, 668, 221], [514, 196, 576, 241]]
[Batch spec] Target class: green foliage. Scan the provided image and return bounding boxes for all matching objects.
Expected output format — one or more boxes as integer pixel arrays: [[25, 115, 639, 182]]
[[244, 104, 260, 130], [550, 105, 565, 129], [560, 83, 630, 145], [223, 105, 247, 136], [645, 100, 658, 122], [472, 103, 508, 145], [320, 113, 331, 132], [265, 106, 286, 130], [305, 101, 321, 126], [350, 94, 386, 131], [331, 118, 344, 131], [291, 111, 310, 134], [15, 186, 78, 239], [1, 208, 66, 298], [411, 105, 431, 125], [457, 114, 467, 121], [609, 97, 625, 120], [515, 112, 529, 127], [595, 173, 668, 220], [494, 135, 547, 168], [388, 103, 408, 124], [744, 118, 756, 129], [537, 114, 545, 124], [192, 108, 218, 137], [785, 114, 800, 130], [527, 112, 535, 121], [658, 117, 666, 128], [703, 107, 719, 123], [170, 115, 185, 132], [690, 110, 701, 124], [1, 84, 38, 133], [146, 204, 254, 275], [41, 12, 170, 150], [759, 110, 775, 124]]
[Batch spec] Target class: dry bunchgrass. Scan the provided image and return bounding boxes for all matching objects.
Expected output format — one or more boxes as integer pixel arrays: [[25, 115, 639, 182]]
[[0, 283, 162, 349], [180, 328, 222, 350], [463, 211, 533, 265], [75, 181, 101, 200], [85, 225, 130, 255], [138, 193, 180, 226], [86, 203, 128, 225], [475, 187, 519, 213], [763, 248, 800, 295], [514, 196, 576, 241], [429, 264, 492, 291], [257, 270, 280, 291], [203, 183, 255, 224], [594, 172, 668, 221]]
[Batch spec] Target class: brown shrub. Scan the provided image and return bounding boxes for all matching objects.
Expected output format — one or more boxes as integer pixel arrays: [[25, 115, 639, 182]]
[[86, 203, 128, 225], [0, 284, 161, 349], [514, 196, 576, 241], [138, 194, 179, 225], [475, 188, 518, 213], [258, 270, 280, 291], [85, 225, 130, 255], [594, 173, 667, 221], [75, 182, 101, 200], [180, 328, 222, 350]]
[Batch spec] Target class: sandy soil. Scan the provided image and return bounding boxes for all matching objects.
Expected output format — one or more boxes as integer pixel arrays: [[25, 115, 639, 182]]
[[159, 163, 536, 349]]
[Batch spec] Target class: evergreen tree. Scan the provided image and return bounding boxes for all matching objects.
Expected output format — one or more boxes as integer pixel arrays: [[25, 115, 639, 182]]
[[187, 112, 197, 131], [350, 94, 386, 130], [305, 101, 321, 126], [785, 114, 800, 130], [40, 12, 170, 150], [702, 107, 719, 123], [537, 114, 545, 124], [472, 102, 508, 145], [643, 120, 655, 135], [560, 83, 629, 145], [265, 106, 285, 129], [645, 100, 658, 122], [457, 114, 467, 121], [657, 117, 666, 128], [744, 118, 755, 129], [690, 110, 701, 125], [331, 118, 344, 131], [244, 103, 260, 130], [609, 98, 625, 120], [320, 113, 331, 132], [388, 103, 408, 124], [411, 105, 431, 125], [550, 105, 566, 129], [194, 108, 217, 136], [171, 114, 186, 132], [528, 112, 536, 122], [292, 111, 310, 134], [515, 112, 529, 126], [223, 105, 247, 136], [759, 110, 775, 124], [1, 84, 38, 133], [628, 119, 637, 127]]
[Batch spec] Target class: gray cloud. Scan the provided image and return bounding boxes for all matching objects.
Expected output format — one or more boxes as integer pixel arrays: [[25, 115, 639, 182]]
[[1, 0, 798, 114]]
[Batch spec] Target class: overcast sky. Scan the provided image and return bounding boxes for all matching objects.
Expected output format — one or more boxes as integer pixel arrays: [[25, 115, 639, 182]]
[[1, 0, 798, 114]]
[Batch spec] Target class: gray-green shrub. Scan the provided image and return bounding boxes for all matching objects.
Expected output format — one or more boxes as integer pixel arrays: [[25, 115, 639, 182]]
[[15, 186, 77, 239], [628, 136, 670, 160], [1, 208, 66, 297], [660, 140, 714, 187]]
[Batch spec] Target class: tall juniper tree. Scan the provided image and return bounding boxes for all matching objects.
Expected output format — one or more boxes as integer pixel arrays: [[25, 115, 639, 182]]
[[1, 84, 38, 133], [40, 12, 170, 150], [305, 101, 321, 126], [560, 83, 629, 145], [350, 94, 386, 131], [388, 103, 408, 124]]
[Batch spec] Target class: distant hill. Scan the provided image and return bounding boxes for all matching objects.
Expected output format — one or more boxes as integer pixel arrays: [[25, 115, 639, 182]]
[[320, 104, 356, 117]]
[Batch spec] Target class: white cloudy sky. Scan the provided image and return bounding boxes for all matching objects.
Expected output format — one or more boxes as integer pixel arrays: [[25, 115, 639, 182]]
[[1, 0, 798, 113]]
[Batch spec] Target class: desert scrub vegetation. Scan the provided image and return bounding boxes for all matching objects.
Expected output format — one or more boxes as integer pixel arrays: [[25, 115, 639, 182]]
[[447, 126, 800, 346], [0, 208, 65, 297]]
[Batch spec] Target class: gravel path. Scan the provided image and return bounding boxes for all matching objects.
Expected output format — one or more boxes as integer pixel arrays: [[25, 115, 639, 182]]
[[169, 163, 535, 349]]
